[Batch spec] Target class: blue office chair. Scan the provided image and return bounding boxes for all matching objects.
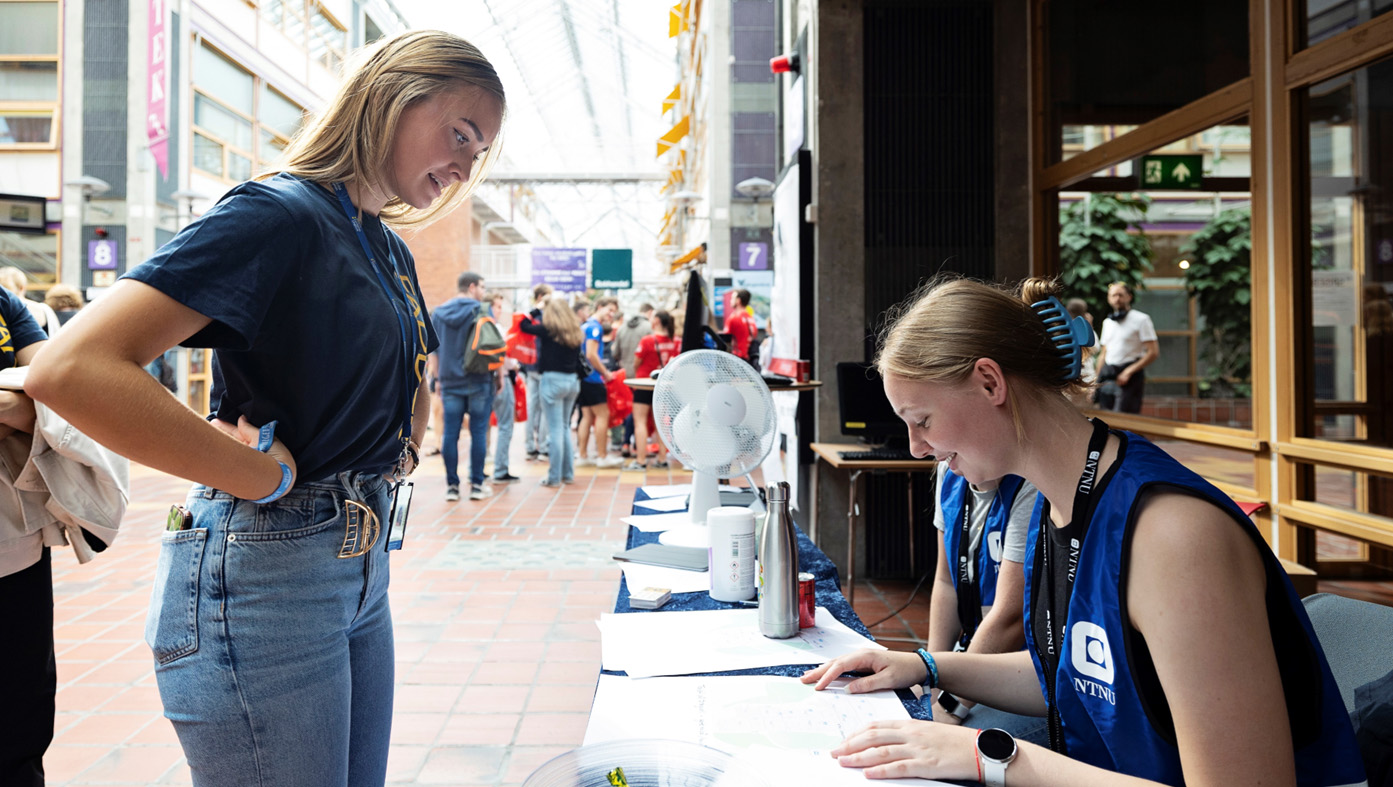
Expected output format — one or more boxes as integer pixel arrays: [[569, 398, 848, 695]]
[[1303, 592, 1393, 785]]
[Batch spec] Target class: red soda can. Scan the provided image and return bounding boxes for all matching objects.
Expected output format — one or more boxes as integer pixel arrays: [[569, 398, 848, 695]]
[[798, 572, 816, 628]]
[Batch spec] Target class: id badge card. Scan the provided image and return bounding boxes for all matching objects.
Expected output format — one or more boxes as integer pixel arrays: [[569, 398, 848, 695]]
[[386, 481, 412, 552]]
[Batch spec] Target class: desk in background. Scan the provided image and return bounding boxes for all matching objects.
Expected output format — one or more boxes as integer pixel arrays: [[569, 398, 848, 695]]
[[607, 486, 931, 722], [809, 443, 936, 610]]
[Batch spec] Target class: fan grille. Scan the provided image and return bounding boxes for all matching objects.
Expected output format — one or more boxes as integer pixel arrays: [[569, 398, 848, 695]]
[[652, 350, 776, 477]]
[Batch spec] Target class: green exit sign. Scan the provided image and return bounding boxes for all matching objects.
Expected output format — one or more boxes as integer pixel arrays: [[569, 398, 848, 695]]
[[1139, 154, 1203, 190]]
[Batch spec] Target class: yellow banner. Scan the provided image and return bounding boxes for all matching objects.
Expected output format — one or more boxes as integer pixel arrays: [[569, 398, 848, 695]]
[[656, 115, 690, 158], [662, 85, 681, 114]]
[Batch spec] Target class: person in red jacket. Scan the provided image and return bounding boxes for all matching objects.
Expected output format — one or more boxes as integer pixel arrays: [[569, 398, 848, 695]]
[[723, 288, 757, 361], [626, 309, 679, 471]]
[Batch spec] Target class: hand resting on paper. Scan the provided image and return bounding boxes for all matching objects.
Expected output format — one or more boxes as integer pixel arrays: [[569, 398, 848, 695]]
[[801, 648, 926, 694]]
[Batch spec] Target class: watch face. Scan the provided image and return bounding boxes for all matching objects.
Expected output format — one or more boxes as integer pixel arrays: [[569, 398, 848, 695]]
[[937, 693, 959, 713], [978, 729, 1017, 761]]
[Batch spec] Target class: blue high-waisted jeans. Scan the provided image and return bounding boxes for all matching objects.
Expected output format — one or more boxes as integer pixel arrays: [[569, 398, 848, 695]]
[[146, 472, 394, 787]]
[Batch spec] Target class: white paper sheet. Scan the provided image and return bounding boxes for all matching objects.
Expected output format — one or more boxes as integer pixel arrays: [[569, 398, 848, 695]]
[[619, 510, 696, 533], [638, 483, 742, 499], [631, 494, 691, 513], [598, 607, 884, 678], [585, 674, 942, 786], [620, 561, 712, 595]]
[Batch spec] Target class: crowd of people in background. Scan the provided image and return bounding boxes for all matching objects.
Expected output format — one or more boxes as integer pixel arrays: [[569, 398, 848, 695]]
[[420, 281, 769, 499]]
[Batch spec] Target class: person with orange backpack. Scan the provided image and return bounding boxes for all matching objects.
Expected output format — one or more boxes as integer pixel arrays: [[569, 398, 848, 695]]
[[429, 272, 503, 501]]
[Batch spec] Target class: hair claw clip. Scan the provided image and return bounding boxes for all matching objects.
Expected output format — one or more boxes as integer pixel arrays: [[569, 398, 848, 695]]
[[1031, 296, 1096, 383]]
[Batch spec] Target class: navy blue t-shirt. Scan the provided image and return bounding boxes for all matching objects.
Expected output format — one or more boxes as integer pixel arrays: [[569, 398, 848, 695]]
[[124, 173, 439, 483], [0, 288, 47, 368]]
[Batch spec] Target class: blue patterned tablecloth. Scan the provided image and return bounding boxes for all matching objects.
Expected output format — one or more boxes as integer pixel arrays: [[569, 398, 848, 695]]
[[608, 487, 932, 721]]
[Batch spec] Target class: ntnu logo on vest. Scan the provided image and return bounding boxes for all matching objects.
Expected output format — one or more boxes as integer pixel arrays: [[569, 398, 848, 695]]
[[987, 530, 1003, 563], [1070, 621, 1118, 705], [1071, 621, 1113, 682]]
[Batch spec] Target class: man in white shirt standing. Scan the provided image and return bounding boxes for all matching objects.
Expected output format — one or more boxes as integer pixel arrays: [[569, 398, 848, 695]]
[[1094, 281, 1159, 414]]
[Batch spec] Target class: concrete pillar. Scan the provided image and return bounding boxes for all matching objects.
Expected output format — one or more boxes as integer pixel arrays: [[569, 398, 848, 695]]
[[810, 0, 864, 578]]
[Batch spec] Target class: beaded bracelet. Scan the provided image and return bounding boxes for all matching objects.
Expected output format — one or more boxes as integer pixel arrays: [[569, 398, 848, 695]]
[[916, 647, 939, 689]]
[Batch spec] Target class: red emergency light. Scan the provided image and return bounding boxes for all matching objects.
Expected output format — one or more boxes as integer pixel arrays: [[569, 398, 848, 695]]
[[770, 52, 800, 74]]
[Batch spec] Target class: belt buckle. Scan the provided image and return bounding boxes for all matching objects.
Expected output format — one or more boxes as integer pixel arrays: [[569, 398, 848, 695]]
[[338, 498, 381, 558]]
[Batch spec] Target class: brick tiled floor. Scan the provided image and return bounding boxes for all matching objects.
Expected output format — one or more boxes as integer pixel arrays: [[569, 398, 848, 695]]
[[46, 440, 692, 786]]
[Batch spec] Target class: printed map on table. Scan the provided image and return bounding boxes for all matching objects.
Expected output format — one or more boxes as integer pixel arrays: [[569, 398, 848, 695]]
[[585, 674, 948, 786]]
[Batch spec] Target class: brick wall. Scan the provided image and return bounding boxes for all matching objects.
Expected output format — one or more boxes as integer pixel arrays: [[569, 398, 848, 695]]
[[403, 201, 478, 313]]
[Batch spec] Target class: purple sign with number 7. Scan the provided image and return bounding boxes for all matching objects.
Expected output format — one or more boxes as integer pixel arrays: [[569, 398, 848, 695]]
[[738, 242, 768, 270]]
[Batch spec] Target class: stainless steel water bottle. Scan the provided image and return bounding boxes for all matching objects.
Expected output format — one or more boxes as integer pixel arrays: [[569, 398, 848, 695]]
[[758, 482, 800, 638]]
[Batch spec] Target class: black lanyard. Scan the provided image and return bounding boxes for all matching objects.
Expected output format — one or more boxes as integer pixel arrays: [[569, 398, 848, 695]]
[[955, 490, 982, 645], [1033, 416, 1111, 751], [331, 182, 421, 462]]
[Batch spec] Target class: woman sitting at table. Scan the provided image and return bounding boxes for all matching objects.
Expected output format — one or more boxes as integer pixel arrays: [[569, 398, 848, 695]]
[[924, 464, 1042, 745], [802, 276, 1365, 786]]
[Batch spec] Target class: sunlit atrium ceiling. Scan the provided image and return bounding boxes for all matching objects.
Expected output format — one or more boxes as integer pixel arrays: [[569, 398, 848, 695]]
[[395, 0, 676, 268]]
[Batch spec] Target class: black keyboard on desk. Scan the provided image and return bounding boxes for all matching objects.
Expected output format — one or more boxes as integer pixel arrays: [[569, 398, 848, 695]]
[[838, 447, 930, 461]]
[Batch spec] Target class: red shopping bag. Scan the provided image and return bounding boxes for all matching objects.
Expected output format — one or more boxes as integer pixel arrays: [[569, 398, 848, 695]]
[[514, 374, 527, 423], [606, 369, 633, 424], [506, 313, 537, 365]]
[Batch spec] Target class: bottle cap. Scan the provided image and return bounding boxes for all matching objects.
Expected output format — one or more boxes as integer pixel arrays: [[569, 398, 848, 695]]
[[766, 481, 789, 502]]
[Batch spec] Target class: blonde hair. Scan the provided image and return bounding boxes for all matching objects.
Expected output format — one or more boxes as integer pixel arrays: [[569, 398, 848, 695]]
[[0, 267, 27, 295], [876, 275, 1091, 439], [45, 283, 84, 311], [264, 30, 506, 230], [542, 296, 583, 348]]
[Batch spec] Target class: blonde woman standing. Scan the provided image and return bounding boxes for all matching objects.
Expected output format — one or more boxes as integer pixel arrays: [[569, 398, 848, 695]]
[[519, 296, 584, 487], [28, 31, 505, 786]]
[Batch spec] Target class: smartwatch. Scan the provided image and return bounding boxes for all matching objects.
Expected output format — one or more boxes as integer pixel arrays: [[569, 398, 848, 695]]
[[936, 692, 971, 721], [975, 728, 1017, 787]]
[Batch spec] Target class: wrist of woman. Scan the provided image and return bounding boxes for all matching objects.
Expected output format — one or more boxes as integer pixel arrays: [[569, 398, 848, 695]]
[[251, 455, 293, 504]]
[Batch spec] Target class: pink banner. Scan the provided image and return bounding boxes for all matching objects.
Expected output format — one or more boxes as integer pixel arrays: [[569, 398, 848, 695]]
[[146, 0, 169, 178]]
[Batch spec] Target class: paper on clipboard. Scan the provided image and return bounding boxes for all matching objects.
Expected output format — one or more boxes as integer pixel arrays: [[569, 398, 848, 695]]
[[619, 510, 695, 533], [631, 494, 690, 513]]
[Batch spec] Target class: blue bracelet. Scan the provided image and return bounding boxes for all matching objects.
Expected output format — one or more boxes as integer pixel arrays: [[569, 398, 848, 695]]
[[250, 460, 293, 505], [248, 420, 291, 504], [916, 648, 940, 689]]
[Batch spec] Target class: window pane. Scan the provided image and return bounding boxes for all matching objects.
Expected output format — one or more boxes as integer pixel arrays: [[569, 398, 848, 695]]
[[0, 2, 58, 55], [1152, 438, 1255, 488], [1152, 334, 1192, 379], [1304, 0, 1393, 48], [1059, 122, 1253, 427], [1294, 461, 1393, 524], [0, 62, 58, 102], [194, 94, 253, 150], [1140, 283, 1191, 332], [0, 232, 57, 280], [0, 111, 52, 144], [1300, 59, 1393, 450], [1049, 0, 1248, 164], [195, 44, 254, 114], [259, 85, 303, 138], [228, 152, 252, 182], [259, 128, 287, 164], [193, 133, 224, 176]]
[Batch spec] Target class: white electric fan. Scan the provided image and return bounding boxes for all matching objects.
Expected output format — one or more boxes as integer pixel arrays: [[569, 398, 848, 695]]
[[652, 349, 777, 547]]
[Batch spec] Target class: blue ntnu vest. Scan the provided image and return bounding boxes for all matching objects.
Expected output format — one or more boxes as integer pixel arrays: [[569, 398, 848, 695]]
[[1022, 432, 1366, 786], [940, 473, 1026, 642]]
